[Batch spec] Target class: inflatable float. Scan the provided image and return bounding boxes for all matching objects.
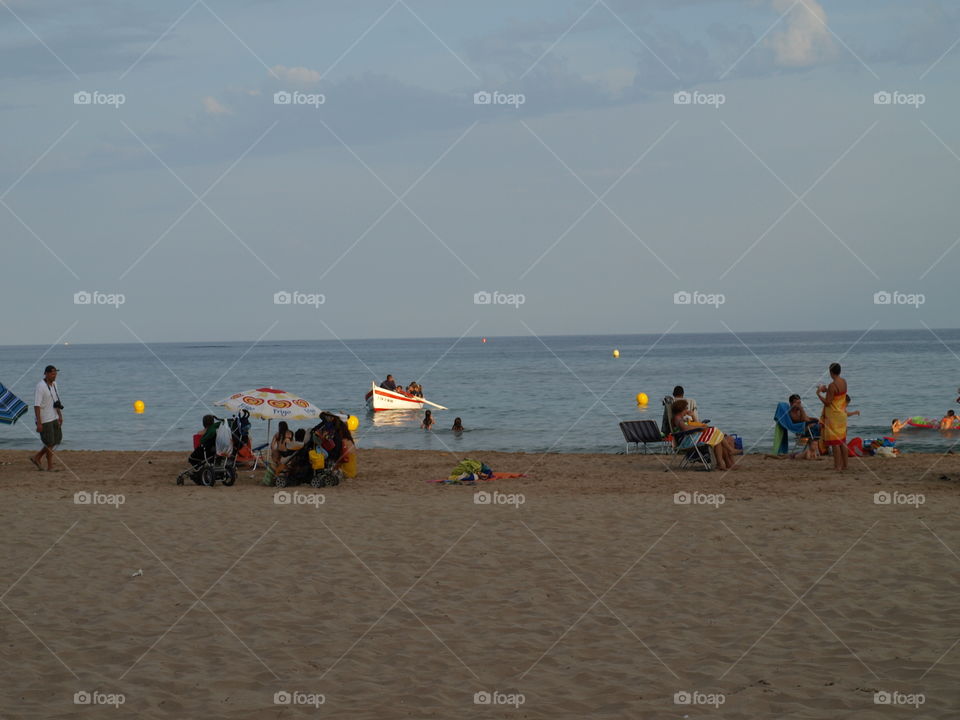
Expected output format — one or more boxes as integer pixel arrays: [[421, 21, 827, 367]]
[[906, 416, 960, 429]]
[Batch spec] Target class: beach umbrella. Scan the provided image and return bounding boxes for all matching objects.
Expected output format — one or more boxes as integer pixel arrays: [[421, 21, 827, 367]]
[[214, 388, 322, 444], [0, 383, 28, 425]]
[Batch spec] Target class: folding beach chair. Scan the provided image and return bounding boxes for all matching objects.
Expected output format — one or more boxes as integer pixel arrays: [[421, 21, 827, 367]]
[[619, 420, 669, 454], [673, 428, 713, 471], [772, 402, 819, 456], [251, 443, 270, 471]]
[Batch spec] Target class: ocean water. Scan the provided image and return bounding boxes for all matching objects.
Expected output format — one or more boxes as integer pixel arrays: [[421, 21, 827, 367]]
[[1, 330, 958, 456]]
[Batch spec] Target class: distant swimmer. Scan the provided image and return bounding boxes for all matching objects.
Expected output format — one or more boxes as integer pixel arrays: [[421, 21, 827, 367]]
[[941, 409, 958, 430], [891, 418, 908, 433]]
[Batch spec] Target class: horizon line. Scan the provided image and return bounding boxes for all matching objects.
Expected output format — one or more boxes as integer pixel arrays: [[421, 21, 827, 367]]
[[0, 326, 953, 349]]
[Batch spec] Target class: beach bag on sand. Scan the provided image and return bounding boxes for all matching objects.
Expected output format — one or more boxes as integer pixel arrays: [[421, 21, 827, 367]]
[[309, 448, 327, 471], [215, 421, 233, 456]]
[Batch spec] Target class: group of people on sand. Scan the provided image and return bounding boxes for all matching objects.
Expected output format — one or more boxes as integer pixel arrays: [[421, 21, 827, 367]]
[[380, 375, 423, 398], [666, 363, 856, 472], [780, 365, 859, 469], [270, 414, 357, 478]]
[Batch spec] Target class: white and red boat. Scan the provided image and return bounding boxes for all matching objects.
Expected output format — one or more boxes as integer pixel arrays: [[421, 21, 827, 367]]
[[365, 382, 446, 412]]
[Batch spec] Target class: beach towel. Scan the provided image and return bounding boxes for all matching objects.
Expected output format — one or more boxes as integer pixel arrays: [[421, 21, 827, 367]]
[[822, 394, 847, 447], [428, 472, 528, 484], [431, 460, 526, 484], [773, 401, 807, 454], [448, 459, 492, 480], [696, 426, 724, 447]]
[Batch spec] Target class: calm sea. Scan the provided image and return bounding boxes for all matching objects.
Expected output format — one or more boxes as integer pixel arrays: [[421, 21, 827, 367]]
[[1, 330, 958, 456]]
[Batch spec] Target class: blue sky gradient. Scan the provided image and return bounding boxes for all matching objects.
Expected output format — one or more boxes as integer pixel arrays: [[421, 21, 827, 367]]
[[2, 0, 959, 343]]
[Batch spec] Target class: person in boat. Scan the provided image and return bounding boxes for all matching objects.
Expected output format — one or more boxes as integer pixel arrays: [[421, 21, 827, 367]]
[[672, 400, 736, 470], [941, 410, 958, 430], [891, 418, 908, 433], [422, 410, 435, 430], [380, 375, 397, 391], [451, 417, 464, 433], [408, 382, 423, 398]]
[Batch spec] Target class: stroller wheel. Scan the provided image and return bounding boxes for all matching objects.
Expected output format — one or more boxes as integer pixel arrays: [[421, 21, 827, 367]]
[[176, 471, 186, 486], [222, 467, 237, 487], [311, 473, 326, 488], [201, 467, 216, 487], [329, 470, 342, 487], [274, 473, 288, 488]]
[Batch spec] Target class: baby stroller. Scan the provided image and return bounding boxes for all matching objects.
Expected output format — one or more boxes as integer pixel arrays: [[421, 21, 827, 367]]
[[177, 415, 240, 487], [273, 435, 342, 488]]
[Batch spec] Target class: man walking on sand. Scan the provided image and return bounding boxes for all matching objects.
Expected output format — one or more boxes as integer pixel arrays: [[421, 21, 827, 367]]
[[30, 365, 63, 472]]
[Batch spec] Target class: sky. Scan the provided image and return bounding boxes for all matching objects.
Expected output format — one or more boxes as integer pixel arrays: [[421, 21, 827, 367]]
[[1, 0, 959, 344]]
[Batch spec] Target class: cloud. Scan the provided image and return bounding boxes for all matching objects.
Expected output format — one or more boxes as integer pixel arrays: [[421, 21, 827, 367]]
[[767, 0, 837, 67], [271, 65, 323, 85], [202, 96, 230, 115]]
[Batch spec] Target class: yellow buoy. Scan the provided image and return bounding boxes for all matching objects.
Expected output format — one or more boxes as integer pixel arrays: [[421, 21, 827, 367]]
[[133, 400, 146, 414], [612, 349, 620, 358], [347, 415, 359, 432], [636, 393, 648, 405]]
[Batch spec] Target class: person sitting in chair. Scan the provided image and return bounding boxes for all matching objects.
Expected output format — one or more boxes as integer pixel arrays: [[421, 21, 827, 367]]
[[790, 394, 823, 432], [270, 421, 294, 465], [662, 385, 699, 435], [672, 400, 737, 470]]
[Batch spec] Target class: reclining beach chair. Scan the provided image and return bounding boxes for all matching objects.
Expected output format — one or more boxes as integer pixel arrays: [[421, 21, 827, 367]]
[[619, 420, 668, 454], [773, 402, 817, 455], [672, 428, 713, 471], [662, 399, 713, 467]]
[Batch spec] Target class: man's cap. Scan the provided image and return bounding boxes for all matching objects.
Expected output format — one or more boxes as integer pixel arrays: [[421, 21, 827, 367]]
[[44, 365, 58, 373]]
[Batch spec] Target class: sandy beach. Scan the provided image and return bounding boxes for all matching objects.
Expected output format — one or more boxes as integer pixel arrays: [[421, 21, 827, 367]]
[[1, 448, 959, 719]]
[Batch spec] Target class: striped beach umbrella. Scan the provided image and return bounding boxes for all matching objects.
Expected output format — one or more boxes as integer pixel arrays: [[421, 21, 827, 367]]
[[0, 383, 28, 425]]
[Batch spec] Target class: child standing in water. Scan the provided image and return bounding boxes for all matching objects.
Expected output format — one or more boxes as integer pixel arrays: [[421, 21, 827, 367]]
[[451, 417, 464, 433]]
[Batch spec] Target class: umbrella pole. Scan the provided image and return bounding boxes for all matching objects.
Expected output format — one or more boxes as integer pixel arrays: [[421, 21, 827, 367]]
[[266, 418, 272, 448]]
